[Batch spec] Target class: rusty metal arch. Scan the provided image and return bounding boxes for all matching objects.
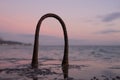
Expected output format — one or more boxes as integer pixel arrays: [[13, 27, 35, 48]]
[[31, 13, 69, 69]]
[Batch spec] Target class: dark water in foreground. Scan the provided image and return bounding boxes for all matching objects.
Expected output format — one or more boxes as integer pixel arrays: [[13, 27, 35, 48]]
[[0, 45, 120, 80]]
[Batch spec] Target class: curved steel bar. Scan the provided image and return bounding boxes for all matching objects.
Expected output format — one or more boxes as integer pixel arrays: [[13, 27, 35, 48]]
[[31, 13, 69, 69]]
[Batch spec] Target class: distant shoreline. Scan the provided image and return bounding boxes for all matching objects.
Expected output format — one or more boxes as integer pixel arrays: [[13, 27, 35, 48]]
[[0, 39, 31, 46], [0, 39, 120, 47]]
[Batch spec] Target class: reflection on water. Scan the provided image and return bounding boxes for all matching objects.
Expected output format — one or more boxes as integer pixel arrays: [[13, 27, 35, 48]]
[[32, 75, 38, 80], [31, 65, 69, 80], [62, 65, 69, 79]]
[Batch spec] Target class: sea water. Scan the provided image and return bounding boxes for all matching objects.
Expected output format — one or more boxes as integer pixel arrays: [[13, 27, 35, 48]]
[[0, 45, 120, 80]]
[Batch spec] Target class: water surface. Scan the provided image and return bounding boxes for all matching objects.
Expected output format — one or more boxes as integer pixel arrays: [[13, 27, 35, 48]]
[[0, 45, 120, 80]]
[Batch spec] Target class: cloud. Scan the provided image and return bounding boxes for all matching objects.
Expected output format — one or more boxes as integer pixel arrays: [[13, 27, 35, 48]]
[[96, 29, 120, 34], [100, 12, 120, 22]]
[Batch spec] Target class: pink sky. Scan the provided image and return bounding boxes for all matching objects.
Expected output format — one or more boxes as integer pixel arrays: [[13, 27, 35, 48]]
[[0, 0, 120, 45]]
